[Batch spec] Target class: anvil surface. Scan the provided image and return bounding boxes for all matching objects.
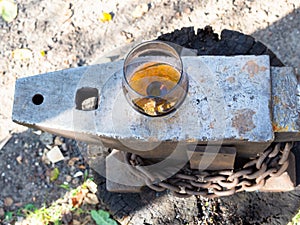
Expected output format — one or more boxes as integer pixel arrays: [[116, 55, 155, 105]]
[[12, 56, 300, 158]]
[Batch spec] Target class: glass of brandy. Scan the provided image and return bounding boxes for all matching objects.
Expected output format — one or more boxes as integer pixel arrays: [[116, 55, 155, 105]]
[[122, 41, 188, 117]]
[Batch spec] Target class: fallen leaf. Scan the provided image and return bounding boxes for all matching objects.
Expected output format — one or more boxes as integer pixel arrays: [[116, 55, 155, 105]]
[[71, 188, 89, 208], [0, 0, 18, 22], [4, 211, 13, 221], [91, 210, 118, 225], [50, 168, 60, 181], [12, 48, 32, 60], [40, 50, 46, 57], [99, 12, 112, 22], [59, 183, 70, 190]]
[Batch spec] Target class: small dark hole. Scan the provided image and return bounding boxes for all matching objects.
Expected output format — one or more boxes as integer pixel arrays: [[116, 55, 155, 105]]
[[32, 94, 44, 105]]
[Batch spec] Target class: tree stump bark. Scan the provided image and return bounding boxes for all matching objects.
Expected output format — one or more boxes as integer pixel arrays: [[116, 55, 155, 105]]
[[91, 27, 300, 225]]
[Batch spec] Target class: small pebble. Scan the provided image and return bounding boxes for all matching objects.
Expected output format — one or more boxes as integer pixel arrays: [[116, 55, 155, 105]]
[[47, 146, 64, 163], [70, 166, 76, 172], [183, 7, 192, 14], [38, 149, 43, 156], [61, 143, 68, 152], [72, 178, 79, 185], [4, 197, 14, 207], [0, 207, 4, 217], [16, 155, 23, 164], [54, 136, 64, 146], [40, 132, 53, 145], [33, 130, 42, 135], [175, 11, 182, 19], [73, 220, 81, 225], [73, 171, 84, 178], [14, 202, 22, 207], [68, 157, 80, 167], [84, 193, 99, 205], [85, 179, 98, 194], [132, 3, 149, 18], [42, 148, 51, 164], [65, 175, 72, 182]]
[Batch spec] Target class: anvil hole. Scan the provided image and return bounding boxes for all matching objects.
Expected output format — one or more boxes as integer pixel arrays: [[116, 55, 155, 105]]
[[75, 87, 99, 111], [32, 94, 44, 105]]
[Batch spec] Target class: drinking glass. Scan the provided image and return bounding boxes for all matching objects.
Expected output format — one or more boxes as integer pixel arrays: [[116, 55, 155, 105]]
[[122, 41, 188, 117]]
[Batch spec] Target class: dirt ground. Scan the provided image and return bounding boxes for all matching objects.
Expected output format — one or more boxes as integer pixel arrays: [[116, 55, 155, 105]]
[[0, 0, 300, 224]]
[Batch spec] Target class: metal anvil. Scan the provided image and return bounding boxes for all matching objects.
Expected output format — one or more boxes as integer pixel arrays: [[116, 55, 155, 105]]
[[12, 55, 300, 192]]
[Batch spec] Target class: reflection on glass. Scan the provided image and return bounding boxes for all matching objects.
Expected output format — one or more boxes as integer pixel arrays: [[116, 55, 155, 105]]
[[123, 41, 188, 117]]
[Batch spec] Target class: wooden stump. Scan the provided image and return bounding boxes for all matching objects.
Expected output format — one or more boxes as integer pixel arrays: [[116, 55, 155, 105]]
[[88, 27, 300, 225]]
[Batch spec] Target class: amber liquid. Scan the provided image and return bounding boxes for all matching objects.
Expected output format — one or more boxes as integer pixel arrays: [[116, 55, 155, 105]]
[[128, 62, 181, 116]]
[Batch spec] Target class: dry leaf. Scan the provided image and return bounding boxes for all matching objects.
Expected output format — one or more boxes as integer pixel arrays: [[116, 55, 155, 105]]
[[40, 50, 46, 57], [70, 188, 89, 208], [12, 48, 32, 60], [99, 12, 112, 22]]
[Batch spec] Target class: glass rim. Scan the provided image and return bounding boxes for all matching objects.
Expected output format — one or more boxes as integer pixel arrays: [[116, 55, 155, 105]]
[[122, 40, 184, 98]]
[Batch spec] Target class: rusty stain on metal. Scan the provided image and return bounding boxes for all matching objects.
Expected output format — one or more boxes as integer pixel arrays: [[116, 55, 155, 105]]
[[273, 95, 280, 104], [226, 76, 235, 83], [242, 60, 267, 78], [232, 109, 256, 135], [272, 122, 291, 132], [271, 67, 300, 141]]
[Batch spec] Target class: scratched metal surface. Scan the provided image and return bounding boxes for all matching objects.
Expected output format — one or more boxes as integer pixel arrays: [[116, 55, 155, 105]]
[[13, 56, 277, 157], [271, 67, 300, 141]]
